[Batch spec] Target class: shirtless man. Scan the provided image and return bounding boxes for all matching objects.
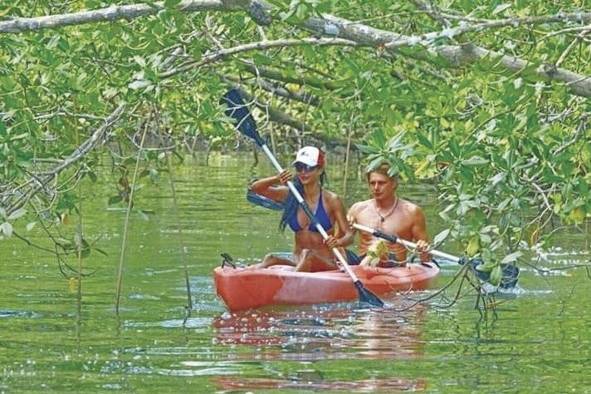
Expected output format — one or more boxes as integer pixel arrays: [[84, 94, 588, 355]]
[[344, 163, 430, 264]]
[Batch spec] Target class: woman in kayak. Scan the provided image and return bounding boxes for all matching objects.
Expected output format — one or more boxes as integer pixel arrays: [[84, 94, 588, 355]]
[[249, 146, 351, 272]]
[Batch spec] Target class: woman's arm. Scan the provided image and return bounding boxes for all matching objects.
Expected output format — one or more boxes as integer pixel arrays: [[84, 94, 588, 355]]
[[249, 170, 291, 202], [325, 194, 355, 248]]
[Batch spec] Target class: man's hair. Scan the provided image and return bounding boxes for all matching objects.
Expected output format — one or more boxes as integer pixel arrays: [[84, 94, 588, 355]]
[[366, 162, 399, 182]]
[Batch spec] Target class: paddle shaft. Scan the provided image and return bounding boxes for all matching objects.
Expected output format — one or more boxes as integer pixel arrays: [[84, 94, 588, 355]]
[[260, 145, 362, 282], [352, 223, 460, 263]]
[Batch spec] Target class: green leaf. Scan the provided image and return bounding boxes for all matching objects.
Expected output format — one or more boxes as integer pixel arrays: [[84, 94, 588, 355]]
[[164, 0, 182, 7], [489, 265, 502, 286], [129, 80, 152, 90], [0, 222, 13, 237], [7, 208, 26, 221], [476, 260, 496, 273], [500, 251, 521, 265], [108, 195, 123, 205], [433, 228, 450, 247], [416, 132, 433, 149], [462, 156, 489, 166], [492, 3, 511, 15]]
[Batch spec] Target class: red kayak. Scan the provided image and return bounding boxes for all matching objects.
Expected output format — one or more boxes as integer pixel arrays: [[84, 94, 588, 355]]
[[214, 263, 439, 311]]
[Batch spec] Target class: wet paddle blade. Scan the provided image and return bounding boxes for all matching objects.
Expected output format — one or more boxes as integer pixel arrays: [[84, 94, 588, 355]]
[[499, 264, 519, 289], [354, 281, 384, 307], [465, 257, 520, 289], [246, 190, 285, 211], [221, 89, 264, 146]]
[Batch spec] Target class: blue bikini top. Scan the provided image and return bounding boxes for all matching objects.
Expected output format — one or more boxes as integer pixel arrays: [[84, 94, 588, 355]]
[[288, 192, 333, 233]]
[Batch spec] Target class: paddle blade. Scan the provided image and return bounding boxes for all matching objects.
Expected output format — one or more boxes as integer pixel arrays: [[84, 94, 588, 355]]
[[499, 264, 519, 289], [462, 257, 520, 288], [246, 190, 285, 211], [221, 89, 264, 145], [354, 281, 384, 307]]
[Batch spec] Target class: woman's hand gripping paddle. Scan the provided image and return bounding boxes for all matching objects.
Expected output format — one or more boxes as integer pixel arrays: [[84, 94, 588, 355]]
[[221, 89, 384, 308], [352, 223, 519, 289]]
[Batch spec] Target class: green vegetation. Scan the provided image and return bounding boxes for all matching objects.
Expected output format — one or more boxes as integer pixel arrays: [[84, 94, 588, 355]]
[[1, 0, 589, 289]]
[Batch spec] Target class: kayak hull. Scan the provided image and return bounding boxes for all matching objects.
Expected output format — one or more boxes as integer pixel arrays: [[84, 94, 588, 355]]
[[214, 263, 439, 311]]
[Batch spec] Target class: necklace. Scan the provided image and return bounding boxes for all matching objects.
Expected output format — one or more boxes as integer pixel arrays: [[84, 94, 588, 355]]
[[374, 197, 399, 223]]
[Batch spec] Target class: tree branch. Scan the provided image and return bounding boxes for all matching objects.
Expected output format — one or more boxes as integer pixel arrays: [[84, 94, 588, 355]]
[[6, 0, 590, 97], [159, 37, 358, 79], [385, 11, 591, 48], [0, 0, 237, 34], [301, 14, 591, 98], [1, 104, 126, 216], [223, 74, 320, 106], [223, 82, 310, 132], [240, 61, 339, 90]]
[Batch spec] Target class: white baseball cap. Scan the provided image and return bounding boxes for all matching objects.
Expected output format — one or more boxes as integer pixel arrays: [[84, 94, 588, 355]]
[[293, 146, 324, 167]]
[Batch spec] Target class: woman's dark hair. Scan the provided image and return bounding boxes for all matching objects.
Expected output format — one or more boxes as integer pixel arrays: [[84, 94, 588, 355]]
[[279, 170, 327, 232]]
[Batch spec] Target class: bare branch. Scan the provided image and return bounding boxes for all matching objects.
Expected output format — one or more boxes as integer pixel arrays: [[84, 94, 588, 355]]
[[1, 105, 126, 216], [410, 0, 452, 28], [302, 15, 591, 98], [241, 61, 339, 90], [383, 12, 591, 49], [0, 0, 236, 34], [159, 37, 358, 79], [223, 74, 320, 106], [224, 83, 310, 132], [5, 0, 590, 97]]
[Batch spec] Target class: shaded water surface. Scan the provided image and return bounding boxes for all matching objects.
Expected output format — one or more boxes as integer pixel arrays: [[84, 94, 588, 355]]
[[1, 154, 590, 392]]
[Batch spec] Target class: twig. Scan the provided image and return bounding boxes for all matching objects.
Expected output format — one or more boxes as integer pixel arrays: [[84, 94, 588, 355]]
[[160, 37, 358, 79], [115, 112, 149, 314]]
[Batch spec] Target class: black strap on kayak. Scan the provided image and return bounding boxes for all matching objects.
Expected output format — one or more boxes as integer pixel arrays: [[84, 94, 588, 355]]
[[430, 258, 441, 268], [220, 253, 236, 268]]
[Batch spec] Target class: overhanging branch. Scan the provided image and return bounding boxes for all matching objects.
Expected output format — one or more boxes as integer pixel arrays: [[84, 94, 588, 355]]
[[1, 104, 126, 216], [302, 14, 591, 98], [0, 0, 235, 34], [159, 37, 358, 79]]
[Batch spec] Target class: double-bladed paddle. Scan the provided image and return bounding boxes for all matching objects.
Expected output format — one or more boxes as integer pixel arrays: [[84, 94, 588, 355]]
[[221, 88, 384, 308], [352, 223, 519, 289]]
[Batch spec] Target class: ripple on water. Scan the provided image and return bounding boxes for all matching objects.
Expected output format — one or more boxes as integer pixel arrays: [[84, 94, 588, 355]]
[[124, 317, 212, 329], [0, 310, 40, 319]]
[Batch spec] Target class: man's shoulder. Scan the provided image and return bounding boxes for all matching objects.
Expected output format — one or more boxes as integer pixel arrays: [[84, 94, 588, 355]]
[[399, 198, 425, 217]]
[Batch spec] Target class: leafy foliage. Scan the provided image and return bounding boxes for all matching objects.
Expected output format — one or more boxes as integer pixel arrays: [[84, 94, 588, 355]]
[[0, 0, 590, 283]]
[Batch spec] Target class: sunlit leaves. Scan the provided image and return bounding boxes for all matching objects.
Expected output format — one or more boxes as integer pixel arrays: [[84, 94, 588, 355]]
[[358, 130, 415, 179]]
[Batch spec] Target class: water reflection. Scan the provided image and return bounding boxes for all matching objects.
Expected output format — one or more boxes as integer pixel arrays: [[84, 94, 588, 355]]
[[211, 300, 428, 390], [212, 301, 429, 358], [213, 376, 427, 392]]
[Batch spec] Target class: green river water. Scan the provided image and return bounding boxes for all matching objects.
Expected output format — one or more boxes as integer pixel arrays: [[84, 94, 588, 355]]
[[1, 154, 590, 393]]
